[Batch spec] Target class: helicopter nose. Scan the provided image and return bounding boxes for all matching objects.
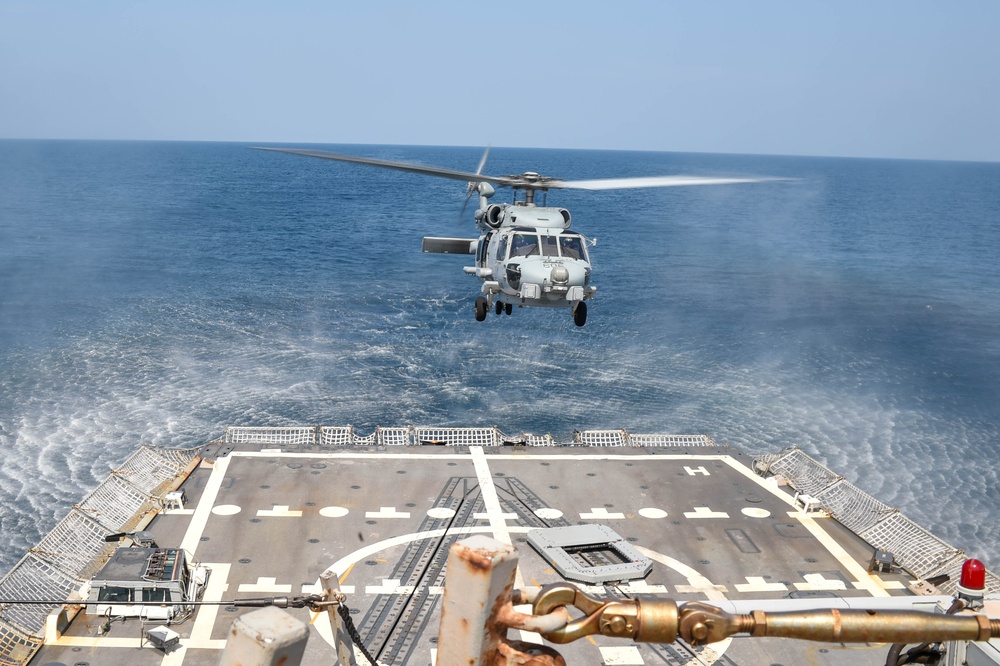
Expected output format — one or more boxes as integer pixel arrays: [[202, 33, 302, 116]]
[[550, 265, 570, 284], [560, 262, 588, 286]]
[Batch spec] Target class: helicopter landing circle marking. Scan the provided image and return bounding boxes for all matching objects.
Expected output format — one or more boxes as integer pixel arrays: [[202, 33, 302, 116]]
[[313, 528, 732, 664], [211, 505, 241, 516], [638, 507, 668, 519], [319, 506, 349, 518]]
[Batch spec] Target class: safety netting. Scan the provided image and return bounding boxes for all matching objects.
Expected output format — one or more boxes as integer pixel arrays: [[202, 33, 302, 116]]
[[0, 445, 199, 664], [224, 425, 715, 448], [754, 448, 1000, 595]]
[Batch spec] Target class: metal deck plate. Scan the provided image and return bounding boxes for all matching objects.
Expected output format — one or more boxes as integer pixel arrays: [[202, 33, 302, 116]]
[[30, 444, 926, 666], [527, 524, 652, 583]]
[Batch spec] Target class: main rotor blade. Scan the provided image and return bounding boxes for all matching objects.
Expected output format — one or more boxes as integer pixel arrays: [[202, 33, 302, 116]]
[[474, 145, 491, 176], [546, 175, 790, 190], [257, 147, 791, 193], [255, 147, 507, 186]]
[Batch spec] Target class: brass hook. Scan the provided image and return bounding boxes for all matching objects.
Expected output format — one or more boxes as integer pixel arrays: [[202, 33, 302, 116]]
[[532, 583, 611, 643], [532, 582, 680, 644]]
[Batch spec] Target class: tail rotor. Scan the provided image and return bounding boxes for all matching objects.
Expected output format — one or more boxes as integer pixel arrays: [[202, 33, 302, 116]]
[[460, 145, 492, 220]]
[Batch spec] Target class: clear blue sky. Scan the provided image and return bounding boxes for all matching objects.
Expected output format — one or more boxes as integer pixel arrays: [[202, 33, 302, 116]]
[[2, 1, 998, 162]]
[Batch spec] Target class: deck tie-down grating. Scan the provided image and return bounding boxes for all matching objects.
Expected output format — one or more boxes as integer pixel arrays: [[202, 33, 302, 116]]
[[527, 525, 652, 583]]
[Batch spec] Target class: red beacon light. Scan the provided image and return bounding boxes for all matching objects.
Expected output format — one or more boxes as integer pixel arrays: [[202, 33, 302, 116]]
[[957, 558, 987, 608]]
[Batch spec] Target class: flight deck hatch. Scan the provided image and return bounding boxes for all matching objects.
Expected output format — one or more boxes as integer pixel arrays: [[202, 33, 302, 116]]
[[527, 524, 652, 583]]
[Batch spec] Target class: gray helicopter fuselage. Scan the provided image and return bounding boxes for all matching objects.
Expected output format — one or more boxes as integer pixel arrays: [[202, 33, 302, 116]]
[[471, 204, 596, 309]]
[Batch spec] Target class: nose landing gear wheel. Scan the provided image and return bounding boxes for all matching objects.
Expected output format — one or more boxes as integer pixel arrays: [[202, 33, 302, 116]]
[[504, 303, 513, 316], [573, 301, 587, 327], [495, 300, 503, 315], [475, 297, 488, 322]]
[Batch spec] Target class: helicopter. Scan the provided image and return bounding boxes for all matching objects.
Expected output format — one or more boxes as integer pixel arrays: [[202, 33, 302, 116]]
[[258, 147, 781, 326]]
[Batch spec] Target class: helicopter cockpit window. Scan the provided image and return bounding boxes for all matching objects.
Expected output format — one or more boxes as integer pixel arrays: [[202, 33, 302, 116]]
[[541, 235, 560, 257], [511, 233, 539, 258], [559, 235, 585, 260], [479, 232, 493, 264], [496, 237, 508, 261]]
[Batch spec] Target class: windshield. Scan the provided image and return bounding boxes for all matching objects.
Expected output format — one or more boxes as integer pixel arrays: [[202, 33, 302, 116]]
[[508, 233, 587, 260], [541, 235, 560, 257], [559, 235, 585, 260], [510, 233, 539, 258]]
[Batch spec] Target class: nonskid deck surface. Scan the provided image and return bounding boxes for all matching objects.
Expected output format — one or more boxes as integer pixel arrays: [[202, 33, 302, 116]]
[[31, 444, 926, 665]]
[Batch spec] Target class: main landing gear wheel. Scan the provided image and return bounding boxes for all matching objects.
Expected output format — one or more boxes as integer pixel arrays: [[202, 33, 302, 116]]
[[495, 300, 503, 315], [475, 297, 488, 322], [573, 301, 587, 327], [505, 303, 512, 316]]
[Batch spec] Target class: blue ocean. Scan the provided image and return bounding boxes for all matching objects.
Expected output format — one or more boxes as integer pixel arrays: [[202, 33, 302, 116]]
[[0, 141, 998, 573]]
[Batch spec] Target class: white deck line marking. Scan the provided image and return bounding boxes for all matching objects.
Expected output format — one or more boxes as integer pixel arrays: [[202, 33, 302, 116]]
[[427, 507, 456, 519], [256, 504, 303, 517], [159, 562, 232, 664], [600, 645, 645, 664], [741, 507, 771, 518], [580, 507, 626, 519], [794, 573, 847, 591], [864, 576, 906, 590], [470, 446, 512, 546], [534, 507, 563, 519], [735, 576, 788, 593], [366, 506, 411, 519], [683, 506, 729, 519], [618, 580, 668, 594], [638, 508, 668, 519], [51, 636, 214, 650], [180, 456, 232, 556], [366, 580, 416, 594], [187, 561, 230, 643], [635, 546, 728, 601], [469, 446, 539, 644], [238, 576, 293, 593], [788, 511, 890, 597]]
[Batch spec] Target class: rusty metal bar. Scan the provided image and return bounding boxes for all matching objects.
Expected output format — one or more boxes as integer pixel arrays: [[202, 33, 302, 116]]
[[436, 535, 520, 665], [218, 606, 308, 666], [436, 535, 569, 666]]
